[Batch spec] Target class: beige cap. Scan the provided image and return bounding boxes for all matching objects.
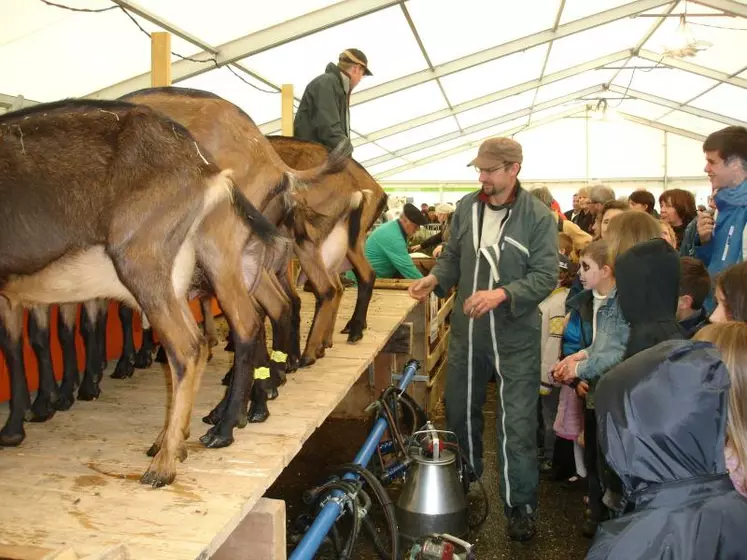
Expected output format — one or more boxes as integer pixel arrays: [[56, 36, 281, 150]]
[[467, 137, 523, 168], [435, 203, 455, 214]]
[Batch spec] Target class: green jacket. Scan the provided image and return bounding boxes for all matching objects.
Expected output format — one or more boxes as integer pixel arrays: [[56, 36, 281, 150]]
[[365, 220, 423, 280], [294, 63, 350, 151], [432, 183, 558, 334]]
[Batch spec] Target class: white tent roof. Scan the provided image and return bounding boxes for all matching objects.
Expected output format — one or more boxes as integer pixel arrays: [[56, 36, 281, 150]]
[[2, 0, 746, 182]]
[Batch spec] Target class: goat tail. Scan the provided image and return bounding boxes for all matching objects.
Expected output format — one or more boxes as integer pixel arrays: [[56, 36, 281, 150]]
[[203, 168, 282, 244], [231, 186, 283, 245], [289, 137, 353, 187]]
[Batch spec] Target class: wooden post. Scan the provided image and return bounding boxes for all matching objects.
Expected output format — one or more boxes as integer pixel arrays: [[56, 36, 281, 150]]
[[151, 32, 172, 87], [211, 498, 286, 560], [281, 84, 294, 136]]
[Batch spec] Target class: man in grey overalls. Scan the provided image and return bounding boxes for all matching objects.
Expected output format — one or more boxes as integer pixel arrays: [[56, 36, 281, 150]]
[[409, 138, 557, 541]]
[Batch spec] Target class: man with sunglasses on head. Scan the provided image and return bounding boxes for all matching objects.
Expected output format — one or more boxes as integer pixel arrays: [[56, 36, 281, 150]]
[[294, 48, 371, 153], [409, 137, 558, 542]]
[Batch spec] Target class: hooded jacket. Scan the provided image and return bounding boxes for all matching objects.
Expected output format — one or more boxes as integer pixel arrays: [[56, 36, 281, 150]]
[[587, 340, 747, 560], [615, 238, 685, 359]]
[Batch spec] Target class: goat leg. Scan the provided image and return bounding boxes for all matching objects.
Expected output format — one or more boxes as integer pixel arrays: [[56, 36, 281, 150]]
[[78, 300, 107, 401], [0, 301, 30, 446], [55, 303, 80, 411], [200, 338, 257, 448], [112, 304, 135, 379], [27, 306, 59, 422], [134, 322, 155, 368]]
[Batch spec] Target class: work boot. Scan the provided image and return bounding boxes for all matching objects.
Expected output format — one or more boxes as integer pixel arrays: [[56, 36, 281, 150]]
[[507, 504, 536, 542]]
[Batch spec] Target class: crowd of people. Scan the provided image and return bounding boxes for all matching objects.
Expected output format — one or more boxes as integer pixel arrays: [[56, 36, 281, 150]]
[[408, 127, 747, 557]]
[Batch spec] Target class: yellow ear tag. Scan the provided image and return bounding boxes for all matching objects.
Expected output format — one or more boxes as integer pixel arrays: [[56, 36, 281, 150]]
[[271, 350, 288, 363], [254, 367, 271, 380]]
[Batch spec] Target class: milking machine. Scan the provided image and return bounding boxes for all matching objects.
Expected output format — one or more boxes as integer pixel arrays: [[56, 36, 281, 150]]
[[289, 359, 488, 560]]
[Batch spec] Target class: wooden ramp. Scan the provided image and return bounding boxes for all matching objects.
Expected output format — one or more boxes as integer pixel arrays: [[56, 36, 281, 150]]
[[0, 289, 417, 560]]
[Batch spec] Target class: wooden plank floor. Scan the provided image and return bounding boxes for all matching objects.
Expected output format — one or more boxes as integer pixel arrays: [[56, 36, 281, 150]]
[[0, 289, 417, 560]]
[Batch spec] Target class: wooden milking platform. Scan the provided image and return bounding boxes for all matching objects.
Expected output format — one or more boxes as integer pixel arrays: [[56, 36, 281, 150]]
[[0, 289, 418, 560]]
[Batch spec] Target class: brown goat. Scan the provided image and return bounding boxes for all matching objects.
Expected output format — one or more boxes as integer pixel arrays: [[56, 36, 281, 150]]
[[120, 87, 351, 448], [267, 136, 387, 365], [203, 138, 388, 437], [0, 99, 281, 486]]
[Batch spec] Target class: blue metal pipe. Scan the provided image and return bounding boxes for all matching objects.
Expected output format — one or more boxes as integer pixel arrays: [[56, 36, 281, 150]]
[[289, 359, 420, 560]]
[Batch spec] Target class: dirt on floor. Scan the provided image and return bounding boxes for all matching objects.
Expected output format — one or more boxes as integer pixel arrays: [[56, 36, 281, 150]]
[[266, 382, 592, 559]]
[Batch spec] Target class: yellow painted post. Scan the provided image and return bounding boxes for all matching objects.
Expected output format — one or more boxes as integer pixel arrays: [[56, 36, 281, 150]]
[[151, 32, 172, 87], [281, 84, 294, 136]]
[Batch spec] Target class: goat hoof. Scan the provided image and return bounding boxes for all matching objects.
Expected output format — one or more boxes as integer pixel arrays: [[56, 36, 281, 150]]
[[208, 336, 219, 348], [315, 347, 326, 359], [286, 356, 300, 373], [54, 389, 75, 412], [140, 465, 176, 488], [299, 355, 316, 368], [347, 330, 364, 344], [133, 348, 153, 369], [111, 358, 135, 379], [77, 382, 101, 401], [154, 346, 168, 365], [0, 417, 26, 447], [30, 392, 58, 423], [267, 387, 279, 401], [207, 350, 213, 362], [224, 339, 235, 353], [247, 405, 270, 424], [341, 323, 351, 334], [199, 429, 234, 449]]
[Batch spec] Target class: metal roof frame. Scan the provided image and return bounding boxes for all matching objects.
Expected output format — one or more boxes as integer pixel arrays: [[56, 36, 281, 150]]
[[9, 0, 745, 178], [373, 105, 587, 179], [89, 0, 403, 99]]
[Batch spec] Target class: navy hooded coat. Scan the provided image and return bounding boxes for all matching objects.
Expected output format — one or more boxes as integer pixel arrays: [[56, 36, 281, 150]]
[[587, 340, 747, 559]]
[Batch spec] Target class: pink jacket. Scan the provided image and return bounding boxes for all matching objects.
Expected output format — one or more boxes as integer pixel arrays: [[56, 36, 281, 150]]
[[726, 446, 746, 499], [554, 385, 584, 441]]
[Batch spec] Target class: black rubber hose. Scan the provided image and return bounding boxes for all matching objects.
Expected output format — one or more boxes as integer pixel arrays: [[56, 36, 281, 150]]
[[397, 391, 427, 437], [361, 514, 390, 560], [444, 442, 490, 529], [336, 463, 399, 560]]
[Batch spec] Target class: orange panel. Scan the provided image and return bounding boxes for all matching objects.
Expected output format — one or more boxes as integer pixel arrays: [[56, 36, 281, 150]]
[[0, 299, 220, 403]]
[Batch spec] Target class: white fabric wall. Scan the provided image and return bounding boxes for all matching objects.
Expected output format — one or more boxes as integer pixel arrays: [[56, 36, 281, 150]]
[[379, 117, 709, 185]]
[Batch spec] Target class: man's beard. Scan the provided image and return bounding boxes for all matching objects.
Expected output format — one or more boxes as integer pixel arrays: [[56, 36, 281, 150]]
[[482, 182, 506, 197]]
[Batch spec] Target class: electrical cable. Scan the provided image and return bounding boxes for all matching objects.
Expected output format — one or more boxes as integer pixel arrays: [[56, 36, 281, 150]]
[[689, 21, 747, 31], [39, 0, 117, 12], [443, 442, 490, 529], [37, 0, 280, 95]]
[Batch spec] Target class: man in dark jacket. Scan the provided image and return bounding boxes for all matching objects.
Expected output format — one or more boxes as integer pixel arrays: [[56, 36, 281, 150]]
[[587, 340, 747, 559], [294, 48, 371, 152]]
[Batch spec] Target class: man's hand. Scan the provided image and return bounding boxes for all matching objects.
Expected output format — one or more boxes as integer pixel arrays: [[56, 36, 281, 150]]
[[463, 289, 507, 320], [408, 274, 438, 302], [697, 210, 715, 244], [409, 244, 422, 253], [432, 244, 444, 258]]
